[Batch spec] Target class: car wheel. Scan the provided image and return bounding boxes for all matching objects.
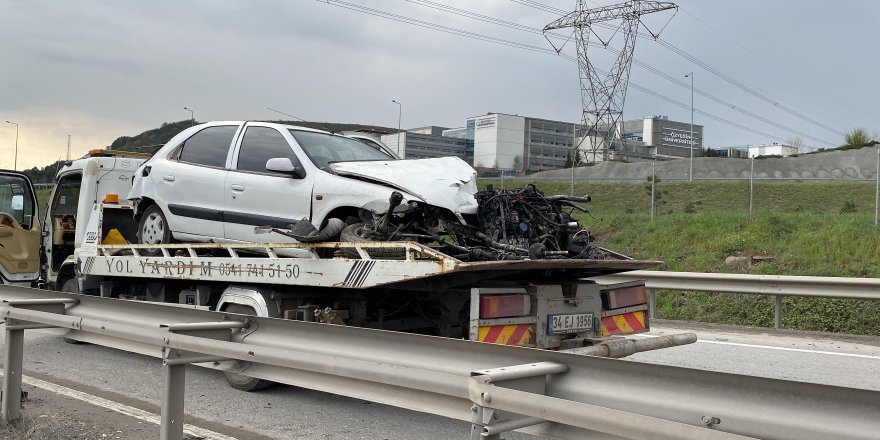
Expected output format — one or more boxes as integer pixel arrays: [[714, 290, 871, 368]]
[[137, 204, 172, 245], [339, 222, 406, 259], [223, 305, 275, 392]]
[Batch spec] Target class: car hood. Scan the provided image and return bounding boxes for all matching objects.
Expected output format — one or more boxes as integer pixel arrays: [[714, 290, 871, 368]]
[[329, 157, 479, 215]]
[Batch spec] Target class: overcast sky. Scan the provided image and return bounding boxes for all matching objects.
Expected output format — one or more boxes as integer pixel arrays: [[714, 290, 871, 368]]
[[1, 0, 878, 170]]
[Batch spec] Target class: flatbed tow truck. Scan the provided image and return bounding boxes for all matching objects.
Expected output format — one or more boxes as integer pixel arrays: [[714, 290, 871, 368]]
[[0, 150, 692, 391]]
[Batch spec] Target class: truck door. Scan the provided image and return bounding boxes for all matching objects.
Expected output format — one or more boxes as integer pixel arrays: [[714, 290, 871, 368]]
[[224, 124, 313, 242], [0, 171, 40, 285], [43, 172, 81, 284]]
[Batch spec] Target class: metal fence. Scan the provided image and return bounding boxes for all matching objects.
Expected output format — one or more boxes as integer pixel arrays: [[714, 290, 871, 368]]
[[594, 271, 880, 329], [0, 284, 878, 440]]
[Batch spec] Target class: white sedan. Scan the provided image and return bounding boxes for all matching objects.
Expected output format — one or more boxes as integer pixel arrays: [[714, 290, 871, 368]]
[[128, 121, 479, 247]]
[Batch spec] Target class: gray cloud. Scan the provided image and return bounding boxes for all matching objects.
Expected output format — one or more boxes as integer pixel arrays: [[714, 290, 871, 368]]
[[1, 0, 878, 170]]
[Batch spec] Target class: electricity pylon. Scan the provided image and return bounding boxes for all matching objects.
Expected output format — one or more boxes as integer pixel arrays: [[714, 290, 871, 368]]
[[544, 0, 677, 163]]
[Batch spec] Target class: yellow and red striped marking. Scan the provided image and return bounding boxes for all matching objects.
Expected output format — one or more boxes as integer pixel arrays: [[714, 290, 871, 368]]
[[478, 324, 533, 346], [600, 311, 646, 336]]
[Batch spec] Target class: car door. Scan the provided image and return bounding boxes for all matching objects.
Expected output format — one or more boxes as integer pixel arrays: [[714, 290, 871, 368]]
[[151, 124, 240, 240], [223, 124, 314, 243], [0, 171, 40, 285]]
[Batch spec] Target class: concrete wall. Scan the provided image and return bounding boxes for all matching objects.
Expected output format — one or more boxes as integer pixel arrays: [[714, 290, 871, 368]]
[[532, 146, 880, 180]]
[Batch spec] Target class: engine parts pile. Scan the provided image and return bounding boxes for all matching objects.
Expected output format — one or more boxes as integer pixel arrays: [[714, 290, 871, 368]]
[[459, 184, 598, 261]]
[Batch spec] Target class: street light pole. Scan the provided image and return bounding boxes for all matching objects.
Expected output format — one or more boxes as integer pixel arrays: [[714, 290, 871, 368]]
[[183, 107, 195, 127], [392, 100, 402, 157], [684, 72, 694, 182], [5, 121, 18, 171]]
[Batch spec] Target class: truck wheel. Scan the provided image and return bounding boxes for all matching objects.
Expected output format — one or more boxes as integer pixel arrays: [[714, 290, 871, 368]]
[[223, 305, 275, 392], [60, 277, 79, 294], [137, 204, 172, 245], [340, 222, 406, 259], [60, 278, 86, 345]]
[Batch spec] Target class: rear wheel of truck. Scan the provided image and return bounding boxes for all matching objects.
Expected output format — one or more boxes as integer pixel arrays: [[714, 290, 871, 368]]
[[223, 305, 275, 392], [60, 278, 86, 345]]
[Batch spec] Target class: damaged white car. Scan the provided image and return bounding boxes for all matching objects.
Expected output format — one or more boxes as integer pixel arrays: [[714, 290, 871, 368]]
[[129, 121, 600, 261]]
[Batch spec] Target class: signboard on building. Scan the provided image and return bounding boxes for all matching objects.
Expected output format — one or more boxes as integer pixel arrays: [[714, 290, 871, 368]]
[[661, 129, 695, 147], [476, 117, 496, 129]]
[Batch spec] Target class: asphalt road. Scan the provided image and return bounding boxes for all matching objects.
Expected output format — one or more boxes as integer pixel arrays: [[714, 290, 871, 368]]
[[2, 322, 878, 439]]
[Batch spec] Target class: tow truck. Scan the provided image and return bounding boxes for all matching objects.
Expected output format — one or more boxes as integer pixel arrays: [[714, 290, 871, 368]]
[[1, 150, 691, 391]]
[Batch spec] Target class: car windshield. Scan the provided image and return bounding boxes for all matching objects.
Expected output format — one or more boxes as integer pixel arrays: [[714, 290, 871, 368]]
[[289, 130, 394, 170]]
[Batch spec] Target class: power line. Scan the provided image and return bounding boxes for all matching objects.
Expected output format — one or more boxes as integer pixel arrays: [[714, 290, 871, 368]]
[[320, 0, 557, 55], [508, 0, 848, 139], [316, 0, 808, 145], [402, 0, 835, 144], [678, 6, 880, 122]]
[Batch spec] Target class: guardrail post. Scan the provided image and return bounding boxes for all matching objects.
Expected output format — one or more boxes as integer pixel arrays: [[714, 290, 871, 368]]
[[470, 404, 500, 440], [160, 363, 186, 440], [774, 295, 783, 329], [1, 325, 24, 424], [648, 288, 656, 319]]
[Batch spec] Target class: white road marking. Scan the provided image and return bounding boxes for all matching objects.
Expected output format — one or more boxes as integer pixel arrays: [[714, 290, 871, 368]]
[[22, 375, 238, 440], [633, 333, 880, 360]]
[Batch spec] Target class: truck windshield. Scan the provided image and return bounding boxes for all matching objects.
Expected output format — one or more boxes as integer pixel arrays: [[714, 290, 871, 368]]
[[289, 130, 394, 170]]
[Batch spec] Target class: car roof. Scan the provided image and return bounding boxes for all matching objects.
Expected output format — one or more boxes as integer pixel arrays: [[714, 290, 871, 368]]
[[201, 121, 335, 136]]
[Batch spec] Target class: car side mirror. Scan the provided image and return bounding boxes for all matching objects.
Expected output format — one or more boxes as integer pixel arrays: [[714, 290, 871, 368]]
[[266, 158, 305, 179]]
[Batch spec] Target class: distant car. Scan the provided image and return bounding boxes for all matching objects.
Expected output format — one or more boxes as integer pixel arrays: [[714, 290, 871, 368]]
[[127, 121, 479, 247]]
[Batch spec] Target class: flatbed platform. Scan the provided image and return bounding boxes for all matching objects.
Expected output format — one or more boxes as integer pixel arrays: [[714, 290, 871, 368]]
[[79, 241, 661, 290]]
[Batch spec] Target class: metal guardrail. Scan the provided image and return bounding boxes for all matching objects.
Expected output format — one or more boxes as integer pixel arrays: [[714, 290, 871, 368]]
[[479, 176, 878, 183], [0, 285, 877, 440], [594, 271, 880, 329]]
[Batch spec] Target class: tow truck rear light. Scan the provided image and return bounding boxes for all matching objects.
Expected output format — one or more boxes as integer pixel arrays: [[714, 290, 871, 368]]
[[602, 284, 647, 309], [479, 294, 530, 318]]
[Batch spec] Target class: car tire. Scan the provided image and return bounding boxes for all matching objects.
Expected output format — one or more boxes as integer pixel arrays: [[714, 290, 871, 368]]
[[339, 222, 406, 259], [223, 305, 275, 392], [137, 204, 173, 254]]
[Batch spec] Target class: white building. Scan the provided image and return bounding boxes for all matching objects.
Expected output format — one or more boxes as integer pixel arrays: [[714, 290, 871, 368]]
[[748, 143, 798, 158], [470, 113, 528, 170]]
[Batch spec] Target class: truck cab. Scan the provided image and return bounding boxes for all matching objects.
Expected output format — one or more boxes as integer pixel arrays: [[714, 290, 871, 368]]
[[42, 150, 148, 290]]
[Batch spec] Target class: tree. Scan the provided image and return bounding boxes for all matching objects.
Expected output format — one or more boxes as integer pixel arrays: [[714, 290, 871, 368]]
[[844, 128, 871, 147], [700, 147, 724, 157], [512, 155, 523, 171]]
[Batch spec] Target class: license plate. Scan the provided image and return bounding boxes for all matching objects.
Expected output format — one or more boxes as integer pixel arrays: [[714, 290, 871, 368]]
[[548, 313, 593, 334]]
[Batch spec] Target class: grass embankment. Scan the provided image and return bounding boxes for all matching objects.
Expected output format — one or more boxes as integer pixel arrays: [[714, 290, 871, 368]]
[[37, 188, 50, 214], [482, 179, 880, 335]]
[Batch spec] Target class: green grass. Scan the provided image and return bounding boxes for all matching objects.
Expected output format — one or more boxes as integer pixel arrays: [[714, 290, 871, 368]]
[[37, 188, 50, 215], [481, 179, 880, 335]]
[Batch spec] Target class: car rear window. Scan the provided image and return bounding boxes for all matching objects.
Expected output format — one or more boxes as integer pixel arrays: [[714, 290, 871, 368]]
[[177, 125, 238, 168], [288, 130, 391, 170]]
